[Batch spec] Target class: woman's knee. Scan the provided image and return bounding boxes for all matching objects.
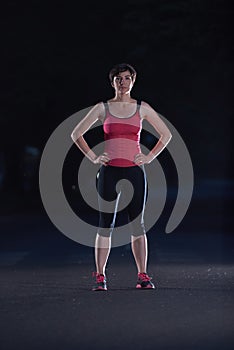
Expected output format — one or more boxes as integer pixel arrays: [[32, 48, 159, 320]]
[[97, 227, 113, 238], [131, 222, 146, 237]]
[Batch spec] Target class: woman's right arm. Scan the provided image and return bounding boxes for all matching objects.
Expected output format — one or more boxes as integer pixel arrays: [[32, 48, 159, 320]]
[[71, 102, 109, 165]]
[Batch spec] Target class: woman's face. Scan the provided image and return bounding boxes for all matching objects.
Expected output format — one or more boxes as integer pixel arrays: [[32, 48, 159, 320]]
[[112, 70, 135, 94]]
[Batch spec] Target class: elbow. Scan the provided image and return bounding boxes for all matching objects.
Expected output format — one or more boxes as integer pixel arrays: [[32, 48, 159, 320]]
[[165, 131, 172, 145], [71, 130, 82, 143], [168, 132, 172, 143], [71, 132, 77, 142], [161, 132, 172, 146], [71, 133, 77, 144]]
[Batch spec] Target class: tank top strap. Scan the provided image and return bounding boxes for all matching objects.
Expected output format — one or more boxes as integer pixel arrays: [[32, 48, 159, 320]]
[[136, 100, 141, 111], [103, 100, 141, 116], [103, 101, 108, 112]]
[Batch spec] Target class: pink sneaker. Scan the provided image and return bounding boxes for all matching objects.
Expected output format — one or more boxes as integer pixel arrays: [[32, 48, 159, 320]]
[[136, 272, 155, 289], [92, 272, 107, 291]]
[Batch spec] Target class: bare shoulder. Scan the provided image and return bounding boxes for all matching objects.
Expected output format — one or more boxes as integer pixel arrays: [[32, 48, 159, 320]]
[[90, 101, 105, 121], [71, 101, 105, 138], [81, 101, 105, 124], [139, 100, 172, 139], [141, 100, 152, 109], [96, 101, 106, 122], [140, 100, 160, 120]]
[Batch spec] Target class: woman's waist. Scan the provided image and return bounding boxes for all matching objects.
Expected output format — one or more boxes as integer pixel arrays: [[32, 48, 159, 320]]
[[104, 144, 141, 162]]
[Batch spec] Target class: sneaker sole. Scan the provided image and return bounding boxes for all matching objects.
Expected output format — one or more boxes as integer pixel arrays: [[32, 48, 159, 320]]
[[136, 284, 155, 289], [92, 287, 107, 291]]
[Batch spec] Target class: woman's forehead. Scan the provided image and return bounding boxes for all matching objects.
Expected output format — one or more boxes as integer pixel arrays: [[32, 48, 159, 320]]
[[115, 70, 131, 77]]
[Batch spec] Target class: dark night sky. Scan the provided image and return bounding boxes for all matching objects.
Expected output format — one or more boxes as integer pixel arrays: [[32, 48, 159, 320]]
[[0, 0, 233, 200]]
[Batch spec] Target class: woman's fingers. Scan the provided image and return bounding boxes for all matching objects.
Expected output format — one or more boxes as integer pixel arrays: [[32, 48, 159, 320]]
[[134, 153, 148, 165], [95, 153, 149, 165], [98, 153, 110, 165]]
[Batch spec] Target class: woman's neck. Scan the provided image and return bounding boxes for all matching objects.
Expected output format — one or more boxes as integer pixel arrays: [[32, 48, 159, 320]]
[[112, 92, 133, 102]]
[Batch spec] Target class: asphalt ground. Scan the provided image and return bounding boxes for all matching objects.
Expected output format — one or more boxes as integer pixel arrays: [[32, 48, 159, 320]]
[[0, 188, 234, 350]]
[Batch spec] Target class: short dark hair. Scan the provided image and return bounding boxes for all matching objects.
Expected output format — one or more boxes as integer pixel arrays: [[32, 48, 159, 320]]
[[108, 63, 137, 83]]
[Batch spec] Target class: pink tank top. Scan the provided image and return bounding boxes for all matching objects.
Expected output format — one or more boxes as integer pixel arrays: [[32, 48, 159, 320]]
[[103, 101, 142, 167]]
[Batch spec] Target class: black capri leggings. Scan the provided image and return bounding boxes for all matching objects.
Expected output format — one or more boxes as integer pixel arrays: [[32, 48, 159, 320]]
[[96, 165, 147, 237]]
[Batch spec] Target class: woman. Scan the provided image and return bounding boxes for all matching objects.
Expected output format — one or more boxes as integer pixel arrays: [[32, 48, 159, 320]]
[[71, 63, 172, 291]]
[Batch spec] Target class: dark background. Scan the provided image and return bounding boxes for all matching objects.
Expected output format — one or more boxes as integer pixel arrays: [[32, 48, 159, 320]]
[[0, 0, 233, 232], [0, 2, 234, 350]]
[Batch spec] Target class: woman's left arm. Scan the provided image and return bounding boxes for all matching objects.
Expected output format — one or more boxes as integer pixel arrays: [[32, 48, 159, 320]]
[[134, 101, 172, 165]]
